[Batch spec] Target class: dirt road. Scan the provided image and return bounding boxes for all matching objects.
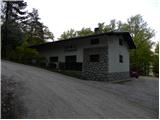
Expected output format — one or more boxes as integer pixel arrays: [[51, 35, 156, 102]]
[[1, 60, 158, 118]]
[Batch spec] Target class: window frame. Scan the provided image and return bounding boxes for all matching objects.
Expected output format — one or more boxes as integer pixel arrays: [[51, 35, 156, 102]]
[[119, 38, 123, 46], [65, 55, 77, 63], [119, 54, 123, 63]]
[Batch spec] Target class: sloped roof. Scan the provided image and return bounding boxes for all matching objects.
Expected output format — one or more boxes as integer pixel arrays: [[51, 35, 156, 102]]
[[30, 31, 136, 49]]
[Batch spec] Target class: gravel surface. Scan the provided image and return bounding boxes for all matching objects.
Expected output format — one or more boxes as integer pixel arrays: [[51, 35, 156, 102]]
[[1, 75, 26, 118], [1, 60, 159, 119]]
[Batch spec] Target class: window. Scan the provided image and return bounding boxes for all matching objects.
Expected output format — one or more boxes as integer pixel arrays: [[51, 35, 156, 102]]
[[65, 55, 76, 63], [119, 55, 123, 63], [50, 56, 58, 62], [91, 38, 99, 45], [90, 54, 99, 62], [119, 38, 123, 46]]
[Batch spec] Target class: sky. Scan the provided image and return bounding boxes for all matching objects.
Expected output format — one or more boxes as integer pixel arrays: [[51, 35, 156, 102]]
[[26, 0, 160, 42]]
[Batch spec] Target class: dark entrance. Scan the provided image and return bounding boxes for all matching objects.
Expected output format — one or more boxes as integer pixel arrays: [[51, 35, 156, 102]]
[[65, 55, 82, 70]]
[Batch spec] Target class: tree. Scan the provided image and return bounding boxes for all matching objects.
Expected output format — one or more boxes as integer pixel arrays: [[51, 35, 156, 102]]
[[152, 42, 159, 76], [108, 19, 116, 31], [58, 19, 121, 40], [1, 0, 28, 58], [76, 27, 93, 37], [43, 26, 54, 41], [14, 41, 38, 63], [1, 1, 28, 23], [58, 15, 155, 75], [25, 8, 45, 45], [25, 8, 54, 45], [97, 23, 106, 33], [59, 28, 94, 40], [1, 0, 54, 65], [97, 19, 118, 33], [121, 15, 155, 75], [58, 28, 77, 40]]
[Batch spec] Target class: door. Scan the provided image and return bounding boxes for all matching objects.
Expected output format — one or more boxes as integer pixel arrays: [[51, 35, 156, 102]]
[[65, 55, 77, 70]]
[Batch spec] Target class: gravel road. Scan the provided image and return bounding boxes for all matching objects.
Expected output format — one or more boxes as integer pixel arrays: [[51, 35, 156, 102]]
[[1, 60, 159, 119]]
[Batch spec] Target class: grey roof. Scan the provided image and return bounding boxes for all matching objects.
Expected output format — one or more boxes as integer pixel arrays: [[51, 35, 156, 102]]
[[30, 31, 136, 49]]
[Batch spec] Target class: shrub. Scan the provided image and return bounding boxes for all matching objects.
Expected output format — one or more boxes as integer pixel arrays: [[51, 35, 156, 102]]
[[36, 56, 48, 67]]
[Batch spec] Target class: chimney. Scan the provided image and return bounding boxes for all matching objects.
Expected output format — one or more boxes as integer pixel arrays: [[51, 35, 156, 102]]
[[94, 27, 100, 34]]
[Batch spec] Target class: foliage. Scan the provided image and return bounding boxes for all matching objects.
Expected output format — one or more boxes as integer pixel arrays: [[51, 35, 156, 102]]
[[1, 1, 28, 23], [155, 42, 159, 54], [58, 15, 155, 75], [1, 22, 25, 58], [1, 0, 156, 76], [1, 0, 53, 65], [43, 26, 54, 40], [59, 28, 94, 40], [58, 28, 77, 40], [25, 8, 54, 45], [58, 19, 126, 40], [25, 8, 44, 45], [1, 0, 28, 58], [122, 15, 155, 75], [152, 42, 159, 76], [97, 19, 117, 33], [15, 43, 38, 63], [36, 56, 48, 67], [76, 28, 94, 36], [94, 15, 155, 75]]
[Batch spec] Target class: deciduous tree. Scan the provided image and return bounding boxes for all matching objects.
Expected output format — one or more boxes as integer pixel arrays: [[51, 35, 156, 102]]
[[77, 27, 93, 37], [58, 28, 77, 40], [152, 42, 159, 76], [121, 15, 155, 75]]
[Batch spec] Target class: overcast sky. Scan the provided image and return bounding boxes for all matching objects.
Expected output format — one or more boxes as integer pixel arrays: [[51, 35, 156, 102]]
[[26, 0, 160, 42]]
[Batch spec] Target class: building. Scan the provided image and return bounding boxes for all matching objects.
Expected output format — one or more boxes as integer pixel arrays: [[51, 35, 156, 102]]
[[31, 31, 136, 81]]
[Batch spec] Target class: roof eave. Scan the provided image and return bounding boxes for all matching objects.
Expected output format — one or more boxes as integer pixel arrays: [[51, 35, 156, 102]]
[[123, 33, 136, 49]]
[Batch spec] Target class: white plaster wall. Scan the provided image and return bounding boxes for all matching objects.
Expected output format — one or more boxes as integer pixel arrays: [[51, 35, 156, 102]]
[[39, 36, 108, 63], [108, 36, 129, 73]]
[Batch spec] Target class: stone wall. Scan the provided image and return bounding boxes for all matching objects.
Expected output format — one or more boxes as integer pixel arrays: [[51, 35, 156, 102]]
[[82, 47, 130, 81], [82, 46, 109, 81], [107, 72, 130, 81]]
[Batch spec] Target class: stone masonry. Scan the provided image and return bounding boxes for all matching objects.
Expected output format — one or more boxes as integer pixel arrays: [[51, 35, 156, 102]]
[[107, 72, 130, 81], [82, 46, 130, 81], [82, 46, 109, 81]]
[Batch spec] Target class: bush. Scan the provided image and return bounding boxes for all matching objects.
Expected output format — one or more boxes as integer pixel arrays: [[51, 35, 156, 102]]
[[36, 56, 48, 67], [59, 62, 65, 70]]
